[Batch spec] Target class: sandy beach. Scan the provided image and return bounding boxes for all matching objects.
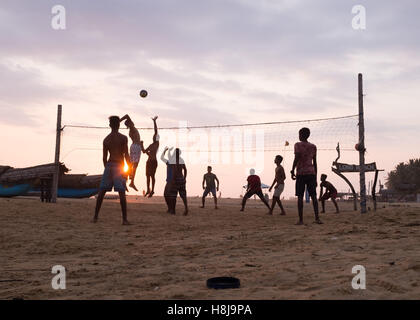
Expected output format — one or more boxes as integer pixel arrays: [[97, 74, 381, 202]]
[[0, 196, 419, 300]]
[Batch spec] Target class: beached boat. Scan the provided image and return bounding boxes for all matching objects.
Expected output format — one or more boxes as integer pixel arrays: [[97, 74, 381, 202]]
[[0, 183, 32, 197], [57, 188, 99, 198], [0, 163, 101, 199]]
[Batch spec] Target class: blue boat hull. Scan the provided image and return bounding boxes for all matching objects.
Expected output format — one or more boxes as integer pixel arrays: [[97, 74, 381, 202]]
[[0, 184, 32, 197], [57, 188, 99, 198]]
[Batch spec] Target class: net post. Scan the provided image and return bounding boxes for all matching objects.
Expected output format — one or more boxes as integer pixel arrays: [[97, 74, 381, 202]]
[[51, 104, 62, 203], [358, 74, 367, 213]]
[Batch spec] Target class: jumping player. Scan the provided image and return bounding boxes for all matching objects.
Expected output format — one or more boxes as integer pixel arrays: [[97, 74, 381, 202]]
[[268, 155, 286, 215], [92, 116, 131, 225], [200, 166, 220, 209], [143, 116, 159, 197], [120, 114, 142, 191], [241, 168, 270, 212], [319, 174, 339, 213], [291, 127, 322, 225]]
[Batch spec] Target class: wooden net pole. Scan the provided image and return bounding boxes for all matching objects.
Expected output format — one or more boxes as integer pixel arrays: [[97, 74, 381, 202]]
[[358, 74, 367, 213], [51, 104, 62, 203]]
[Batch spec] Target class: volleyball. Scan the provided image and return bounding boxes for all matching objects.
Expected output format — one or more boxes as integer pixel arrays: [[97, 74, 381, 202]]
[[139, 90, 148, 98]]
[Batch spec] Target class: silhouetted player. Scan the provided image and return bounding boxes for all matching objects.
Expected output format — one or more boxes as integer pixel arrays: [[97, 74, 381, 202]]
[[319, 174, 339, 213], [291, 127, 322, 225], [200, 166, 220, 209], [160, 146, 174, 213], [268, 155, 286, 215], [143, 116, 159, 197], [167, 148, 188, 215], [120, 114, 142, 191], [93, 116, 131, 225], [241, 168, 270, 212]]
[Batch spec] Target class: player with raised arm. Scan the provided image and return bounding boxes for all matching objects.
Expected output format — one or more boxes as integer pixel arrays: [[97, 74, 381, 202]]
[[143, 116, 159, 197], [120, 114, 143, 191]]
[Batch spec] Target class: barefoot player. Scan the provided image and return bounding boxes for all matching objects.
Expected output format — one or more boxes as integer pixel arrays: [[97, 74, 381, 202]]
[[92, 116, 131, 225], [319, 174, 339, 213], [167, 148, 188, 215], [143, 116, 159, 197], [268, 155, 286, 215], [200, 166, 220, 209], [161, 146, 174, 213], [120, 114, 142, 191], [241, 168, 270, 212], [291, 127, 322, 225]]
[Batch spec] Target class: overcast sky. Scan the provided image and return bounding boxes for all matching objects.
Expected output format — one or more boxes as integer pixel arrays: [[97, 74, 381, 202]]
[[0, 0, 419, 198]]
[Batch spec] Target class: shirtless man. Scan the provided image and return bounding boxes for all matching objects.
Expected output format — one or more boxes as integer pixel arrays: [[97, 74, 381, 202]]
[[200, 166, 220, 209], [268, 155, 286, 215], [143, 116, 159, 197], [92, 116, 131, 225], [120, 114, 143, 191]]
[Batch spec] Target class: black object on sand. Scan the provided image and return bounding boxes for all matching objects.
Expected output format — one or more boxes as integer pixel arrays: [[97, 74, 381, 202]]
[[207, 277, 240, 289]]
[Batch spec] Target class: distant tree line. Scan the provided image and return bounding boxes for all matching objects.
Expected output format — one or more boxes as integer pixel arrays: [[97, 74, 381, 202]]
[[386, 158, 420, 193]]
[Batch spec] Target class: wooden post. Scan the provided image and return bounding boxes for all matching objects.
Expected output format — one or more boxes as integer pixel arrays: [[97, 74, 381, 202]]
[[51, 105, 62, 203], [332, 168, 357, 211], [358, 74, 367, 213]]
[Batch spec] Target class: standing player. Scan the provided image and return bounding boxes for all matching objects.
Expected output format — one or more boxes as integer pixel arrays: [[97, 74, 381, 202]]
[[92, 116, 131, 225], [319, 174, 340, 213], [143, 116, 159, 197], [291, 127, 322, 225], [160, 146, 174, 213], [268, 155, 286, 215], [167, 148, 188, 215], [200, 166, 220, 209], [120, 114, 142, 191], [240, 169, 270, 212]]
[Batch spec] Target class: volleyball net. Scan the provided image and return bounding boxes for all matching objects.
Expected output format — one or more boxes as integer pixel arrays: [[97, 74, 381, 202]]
[[59, 114, 358, 174]]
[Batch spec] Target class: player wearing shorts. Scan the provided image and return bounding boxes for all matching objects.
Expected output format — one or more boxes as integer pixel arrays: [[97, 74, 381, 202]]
[[240, 168, 270, 212], [143, 116, 159, 197], [160, 146, 174, 213], [291, 127, 322, 225], [92, 116, 131, 225], [268, 155, 286, 215], [167, 148, 188, 215], [120, 114, 142, 191], [200, 166, 220, 209], [319, 174, 339, 213]]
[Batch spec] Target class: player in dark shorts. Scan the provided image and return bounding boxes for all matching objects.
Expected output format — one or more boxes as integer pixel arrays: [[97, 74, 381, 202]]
[[291, 127, 322, 225], [200, 166, 220, 209], [240, 168, 270, 212], [160, 146, 174, 213], [92, 116, 131, 225], [167, 148, 188, 215], [143, 116, 159, 197], [319, 174, 339, 213]]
